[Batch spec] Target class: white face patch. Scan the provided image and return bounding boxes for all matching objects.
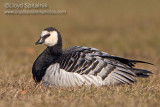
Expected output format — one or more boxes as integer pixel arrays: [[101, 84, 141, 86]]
[[44, 31, 58, 46], [41, 31, 49, 37]]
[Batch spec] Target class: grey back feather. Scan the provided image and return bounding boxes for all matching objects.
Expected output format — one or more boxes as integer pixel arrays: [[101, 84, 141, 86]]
[[42, 46, 152, 87]]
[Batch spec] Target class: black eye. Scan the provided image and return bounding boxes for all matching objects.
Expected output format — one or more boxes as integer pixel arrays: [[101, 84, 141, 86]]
[[43, 34, 50, 39]]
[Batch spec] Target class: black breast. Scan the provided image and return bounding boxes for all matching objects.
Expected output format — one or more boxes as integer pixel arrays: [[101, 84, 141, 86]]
[[32, 48, 61, 83]]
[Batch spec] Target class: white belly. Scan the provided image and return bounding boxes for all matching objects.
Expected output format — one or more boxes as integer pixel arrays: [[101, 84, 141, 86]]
[[42, 63, 104, 87]]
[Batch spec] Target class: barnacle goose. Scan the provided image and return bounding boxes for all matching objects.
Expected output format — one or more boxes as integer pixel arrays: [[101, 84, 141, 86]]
[[32, 27, 153, 87]]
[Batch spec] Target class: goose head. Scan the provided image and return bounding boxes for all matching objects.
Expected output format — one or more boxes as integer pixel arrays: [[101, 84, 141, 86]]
[[35, 27, 62, 47]]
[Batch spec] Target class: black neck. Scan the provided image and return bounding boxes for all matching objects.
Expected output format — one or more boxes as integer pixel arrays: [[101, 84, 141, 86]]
[[32, 32, 63, 83], [48, 31, 62, 54], [47, 41, 62, 55]]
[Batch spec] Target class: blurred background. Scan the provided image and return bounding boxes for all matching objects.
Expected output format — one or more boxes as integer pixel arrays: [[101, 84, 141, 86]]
[[0, 0, 160, 106], [1, 0, 160, 61]]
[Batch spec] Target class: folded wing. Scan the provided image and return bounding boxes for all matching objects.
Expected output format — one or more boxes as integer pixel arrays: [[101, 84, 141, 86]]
[[44, 46, 152, 86]]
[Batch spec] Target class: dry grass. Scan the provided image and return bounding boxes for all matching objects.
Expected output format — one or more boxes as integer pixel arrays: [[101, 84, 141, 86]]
[[0, 0, 160, 107]]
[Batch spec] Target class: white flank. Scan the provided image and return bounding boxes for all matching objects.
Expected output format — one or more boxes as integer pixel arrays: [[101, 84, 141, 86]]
[[42, 63, 104, 87]]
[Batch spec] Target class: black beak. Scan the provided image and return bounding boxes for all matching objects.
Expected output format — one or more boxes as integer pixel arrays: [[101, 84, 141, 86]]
[[35, 38, 44, 45]]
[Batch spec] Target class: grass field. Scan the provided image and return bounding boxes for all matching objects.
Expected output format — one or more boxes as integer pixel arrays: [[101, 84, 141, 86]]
[[0, 0, 160, 107]]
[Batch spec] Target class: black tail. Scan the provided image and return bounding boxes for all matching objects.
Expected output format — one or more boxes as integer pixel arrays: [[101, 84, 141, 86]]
[[129, 68, 153, 78], [100, 55, 153, 68]]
